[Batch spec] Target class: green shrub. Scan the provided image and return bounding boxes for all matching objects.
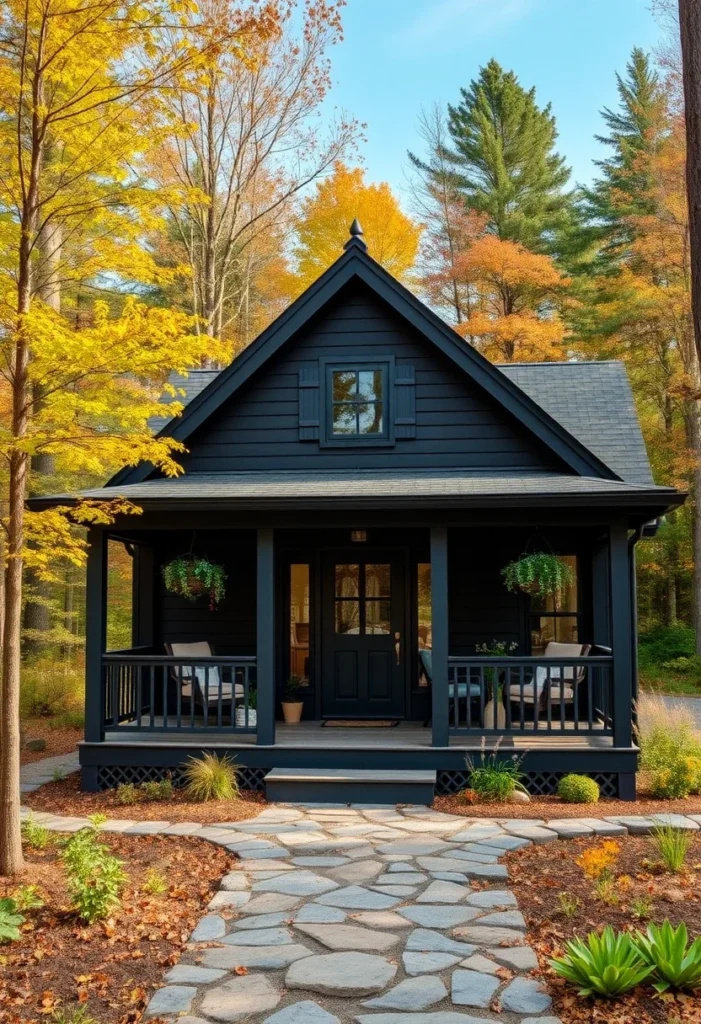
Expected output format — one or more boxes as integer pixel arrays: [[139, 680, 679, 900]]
[[652, 824, 694, 872], [140, 778, 173, 802], [21, 815, 53, 850], [20, 658, 84, 721], [12, 884, 44, 912], [465, 748, 527, 802], [116, 782, 139, 805], [634, 920, 701, 993], [0, 898, 25, 943], [549, 925, 653, 997], [24, 737, 47, 752], [650, 755, 701, 799], [143, 869, 168, 896], [61, 823, 126, 923], [557, 774, 600, 804], [637, 694, 701, 774], [183, 753, 240, 802], [639, 625, 696, 664], [661, 656, 697, 673]]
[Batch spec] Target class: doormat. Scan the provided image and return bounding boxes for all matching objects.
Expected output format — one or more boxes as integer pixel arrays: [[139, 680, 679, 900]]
[[321, 719, 400, 728]]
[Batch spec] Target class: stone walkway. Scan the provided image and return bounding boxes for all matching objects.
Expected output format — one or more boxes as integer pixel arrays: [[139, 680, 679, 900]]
[[20, 750, 79, 793], [19, 791, 701, 1024]]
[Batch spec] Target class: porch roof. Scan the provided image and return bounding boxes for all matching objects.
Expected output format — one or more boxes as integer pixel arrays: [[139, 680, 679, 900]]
[[34, 468, 682, 512]]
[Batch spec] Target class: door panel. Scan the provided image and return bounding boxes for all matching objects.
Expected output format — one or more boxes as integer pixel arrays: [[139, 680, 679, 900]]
[[322, 552, 406, 718]]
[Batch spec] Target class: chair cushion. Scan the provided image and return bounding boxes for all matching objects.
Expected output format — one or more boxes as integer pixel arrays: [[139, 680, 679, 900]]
[[448, 682, 482, 699], [169, 641, 213, 658]]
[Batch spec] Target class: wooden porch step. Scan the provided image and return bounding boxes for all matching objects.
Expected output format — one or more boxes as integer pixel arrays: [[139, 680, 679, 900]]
[[265, 767, 436, 805]]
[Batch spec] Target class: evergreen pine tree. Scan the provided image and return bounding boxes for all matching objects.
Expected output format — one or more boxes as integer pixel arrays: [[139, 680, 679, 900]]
[[445, 58, 573, 250]]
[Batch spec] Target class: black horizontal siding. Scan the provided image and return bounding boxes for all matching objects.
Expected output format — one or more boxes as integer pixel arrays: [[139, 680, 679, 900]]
[[179, 282, 563, 474]]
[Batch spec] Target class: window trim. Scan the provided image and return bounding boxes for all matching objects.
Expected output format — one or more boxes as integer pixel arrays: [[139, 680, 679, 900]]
[[319, 356, 395, 447]]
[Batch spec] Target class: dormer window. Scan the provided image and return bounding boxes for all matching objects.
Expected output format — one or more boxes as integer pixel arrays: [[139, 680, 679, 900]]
[[331, 368, 385, 437]]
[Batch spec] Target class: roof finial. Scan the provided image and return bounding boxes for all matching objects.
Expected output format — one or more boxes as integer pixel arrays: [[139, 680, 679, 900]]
[[343, 218, 368, 252]]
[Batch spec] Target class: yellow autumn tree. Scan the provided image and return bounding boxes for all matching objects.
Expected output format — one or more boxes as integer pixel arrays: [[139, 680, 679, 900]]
[[455, 235, 570, 363], [0, 0, 239, 875], [291, 163, 422, 293]]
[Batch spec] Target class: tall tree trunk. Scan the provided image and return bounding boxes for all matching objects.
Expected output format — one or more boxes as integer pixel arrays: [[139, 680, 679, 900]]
[[686, 400, 701, 653], [680, 0, 701, 373], [24, 222, 62, 655]]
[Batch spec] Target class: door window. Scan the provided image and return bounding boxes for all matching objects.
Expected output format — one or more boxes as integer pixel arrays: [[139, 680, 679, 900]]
[[334, 562, 391, 635]]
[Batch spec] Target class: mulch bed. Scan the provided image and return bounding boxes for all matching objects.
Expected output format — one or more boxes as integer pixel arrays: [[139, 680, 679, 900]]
[[0, 833, 236, 1024], [506, 834, 701, 1024], [433, 792, 701, 818], [20, 721, 81, 765], [24, 772, 267, 822]]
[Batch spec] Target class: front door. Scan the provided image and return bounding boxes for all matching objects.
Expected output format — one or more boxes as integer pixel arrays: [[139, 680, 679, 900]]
[[321, 553, 406, 719]]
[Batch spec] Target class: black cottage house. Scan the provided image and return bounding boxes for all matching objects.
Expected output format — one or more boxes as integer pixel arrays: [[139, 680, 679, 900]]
[[35, 223, 685, 802]]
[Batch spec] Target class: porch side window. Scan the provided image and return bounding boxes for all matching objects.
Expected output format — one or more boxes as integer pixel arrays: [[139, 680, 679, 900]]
[[529, 554, 579, 654], [330, 367, 385, 437], [106, 539, 133, 651], [290, 564, 310, 685]]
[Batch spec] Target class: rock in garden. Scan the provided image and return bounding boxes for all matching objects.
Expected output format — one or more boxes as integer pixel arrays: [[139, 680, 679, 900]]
[[285, 951, 397, 996], [506, 789, 530, 803]]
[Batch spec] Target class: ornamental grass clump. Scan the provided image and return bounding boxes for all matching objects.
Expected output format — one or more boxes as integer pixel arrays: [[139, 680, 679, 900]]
[[183, 752, 240, 802], [465, 742, 527, 802], [652, 824, 694, 872], [557, 774, 600, 804], [501, 551, 575, 600], [634, 920, 701, 993], [549, 926, 653, 997]]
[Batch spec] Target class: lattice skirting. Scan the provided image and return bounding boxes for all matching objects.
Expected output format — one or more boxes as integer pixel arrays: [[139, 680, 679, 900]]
[[96, 764, 269, 793], [435, 769, 619, 799]]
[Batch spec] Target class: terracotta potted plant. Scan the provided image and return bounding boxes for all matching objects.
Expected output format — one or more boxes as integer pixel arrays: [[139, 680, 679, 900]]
[[282, 676, 304, 724], [162, 555, 227, 610]]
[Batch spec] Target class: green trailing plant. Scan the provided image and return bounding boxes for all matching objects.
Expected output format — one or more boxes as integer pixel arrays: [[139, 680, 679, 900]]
[[634, 920, 701, 993], [12, 885, 44, 912], [162, 554, 227, 609], [557, 774, 600, 804], [0, 898, 25, 943], [465, 742, 527, 802], [549, 925, 654, 997], [652, 824, 694, 872], [501, 551, 575, 601], [183, 752, 240, 802], [61, 822, 126, 923], [21, 815, 53, 850]]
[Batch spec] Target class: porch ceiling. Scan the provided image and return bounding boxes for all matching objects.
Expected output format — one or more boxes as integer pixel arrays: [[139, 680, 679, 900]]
[[31, 468, 683, 512]]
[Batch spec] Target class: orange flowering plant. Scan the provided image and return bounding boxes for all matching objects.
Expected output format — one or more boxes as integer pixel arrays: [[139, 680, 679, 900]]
[[576, 840, 621, 881]]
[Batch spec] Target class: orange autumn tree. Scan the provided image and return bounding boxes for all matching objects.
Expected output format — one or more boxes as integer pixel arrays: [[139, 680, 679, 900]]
[[291, 163, 422, 293], [455, 234, 571, 362]]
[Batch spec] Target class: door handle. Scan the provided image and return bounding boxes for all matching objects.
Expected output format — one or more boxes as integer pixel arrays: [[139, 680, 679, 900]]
[[394, 632, 401, 665]]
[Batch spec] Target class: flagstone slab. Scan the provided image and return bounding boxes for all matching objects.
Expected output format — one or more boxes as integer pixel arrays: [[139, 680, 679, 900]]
[[190, 914, 226, 941], [453, 925, 525, 946], [233, 912, 288, 930], [199, 974, 281, 1022], [329, 860, 384, 884], [459, 954, 501, 975], [295, 904, 347, 923], [542, 821, 594, 838], [372, 884, 417, 896], [315, 885, 400, 910], [451, 969, 501, 1008], [649, 813, 699, 830], [350, 910, 412, 928], [475, 834, 530, 851], [405, 928, 476, 957], [417, 880, 469, 903], [402, 952, 462, 974], [501, 826, 558, 844], [220, 872, 248, 891], [355, 1013, 499, 1024], [292, 856, 350, 867], [603, 816, 655, 834], [286, 951, 397, 997], [294, 922, 401, 952], [262, 1000, 340, 1024], [417, 857, 508, 880], [398, 905, 481, 928], [201, 944, 313, 970], [449, 827, 505, 842], [208, 891, 250, 910], [476, 910, 526, 930], [501, 976, 552, 1013], [165, 965, 227, 984], [243, 893, 301, 915], [220, 927, 293, 946], [487, 945, 539, 970], [450, 848, 500, 864], [252, 871, 339, 896], [465, 890, 517, 909], [144, 985, 196, 1017], [362, 976, 448, 1011], [376, 872, 427, 885], [562, 818, 626, 836], [377, 837, 454, 855]]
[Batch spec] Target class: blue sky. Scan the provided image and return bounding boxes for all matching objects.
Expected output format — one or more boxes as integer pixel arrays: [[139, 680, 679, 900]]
[[325, 0, 664, 204]]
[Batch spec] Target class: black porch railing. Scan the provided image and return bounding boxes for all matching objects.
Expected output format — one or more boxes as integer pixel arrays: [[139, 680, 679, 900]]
[[447, 655, 614, 736], [102, 651, 257, 733]]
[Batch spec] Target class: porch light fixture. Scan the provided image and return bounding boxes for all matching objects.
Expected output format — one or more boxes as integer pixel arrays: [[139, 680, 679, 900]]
[[351, 530, 367, 543]]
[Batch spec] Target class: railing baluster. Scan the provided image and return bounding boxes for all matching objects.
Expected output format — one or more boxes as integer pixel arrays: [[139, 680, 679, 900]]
[[560, 663, 566, 732], [136, 667, 142, 729], [519, 666, 525, 732]]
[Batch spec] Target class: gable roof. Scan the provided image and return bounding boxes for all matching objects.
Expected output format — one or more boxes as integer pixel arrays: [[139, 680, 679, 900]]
[[109, 239, 619, 487], [499, 362, 654, 486]]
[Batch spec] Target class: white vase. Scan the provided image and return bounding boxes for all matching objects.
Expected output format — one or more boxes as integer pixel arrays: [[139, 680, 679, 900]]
[[236, 707, 257, 728], [482, 697, 506, 730]]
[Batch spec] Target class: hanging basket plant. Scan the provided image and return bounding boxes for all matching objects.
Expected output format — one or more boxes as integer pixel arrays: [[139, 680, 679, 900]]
[[162, 555, 227, 610], [501, 551, 575, 602]]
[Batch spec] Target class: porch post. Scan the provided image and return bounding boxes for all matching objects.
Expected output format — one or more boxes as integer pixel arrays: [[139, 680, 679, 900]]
[[610, 521, 635, 800], [256, 527, 276, 745], [83, 528, 106, 791], [430, 526, 449, 747]]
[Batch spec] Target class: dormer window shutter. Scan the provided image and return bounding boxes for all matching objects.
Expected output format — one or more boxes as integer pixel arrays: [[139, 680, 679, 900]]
[[298, 366, 320, 440], [394, 364, 416, 439]]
